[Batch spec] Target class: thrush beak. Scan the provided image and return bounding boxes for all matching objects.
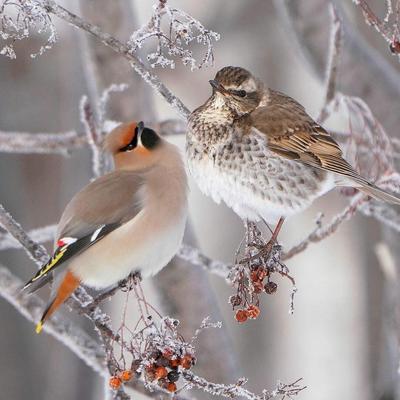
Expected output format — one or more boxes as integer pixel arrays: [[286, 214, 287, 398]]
[[209, 80, 229, 95]]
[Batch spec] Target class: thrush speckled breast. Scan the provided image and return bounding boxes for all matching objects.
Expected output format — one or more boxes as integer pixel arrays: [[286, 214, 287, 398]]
[[187, 66, 400, 224]]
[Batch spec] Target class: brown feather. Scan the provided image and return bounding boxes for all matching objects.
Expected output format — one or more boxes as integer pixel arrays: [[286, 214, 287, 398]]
[[251, 89, 400, 204], [251, 90, 364, 181]]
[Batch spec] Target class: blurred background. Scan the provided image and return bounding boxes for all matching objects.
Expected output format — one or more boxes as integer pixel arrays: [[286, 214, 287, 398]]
[[1, 0, 399, 399]]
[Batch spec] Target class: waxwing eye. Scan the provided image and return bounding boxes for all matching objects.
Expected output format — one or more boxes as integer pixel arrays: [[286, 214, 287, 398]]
[[119, 127, 138, 152]]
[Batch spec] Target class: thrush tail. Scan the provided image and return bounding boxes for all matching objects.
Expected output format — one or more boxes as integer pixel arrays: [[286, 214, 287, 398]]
[[36, 271, 80, 334], [357, 182, 400, 205]]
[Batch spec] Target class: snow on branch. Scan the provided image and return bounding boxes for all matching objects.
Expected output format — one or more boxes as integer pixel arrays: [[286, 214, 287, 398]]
[[102, 278, 304, 400], [0, 204, 48, 265], [318, 4, 343, 123], [0, 129, 87, 155], [353, 0, 400, 58], [0, 0, 57, 59], [129, 0, 219, 70], [0, 266, 106, 374], [0, 0, 206, 119], [182, 372, 305, 400]]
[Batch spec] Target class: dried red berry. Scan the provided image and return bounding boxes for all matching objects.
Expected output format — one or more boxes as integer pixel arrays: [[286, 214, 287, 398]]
[[250, 271, 260, 282], [264, 281, 278, 294], [109, 376, 122, 390], [181, 354, 193, 369], [253, 281, 264, 293], [169, 358, 181, 368], [155, 366, 168, 379], [166, 382, 177, 392], [246, 304, 260, 319], [235, 309, 248, 323], [120, 370, 132, 382]]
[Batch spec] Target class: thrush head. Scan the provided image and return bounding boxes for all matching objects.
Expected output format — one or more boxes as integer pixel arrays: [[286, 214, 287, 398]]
[[208, 66, 263, 116], [104, 121, 164, 171]]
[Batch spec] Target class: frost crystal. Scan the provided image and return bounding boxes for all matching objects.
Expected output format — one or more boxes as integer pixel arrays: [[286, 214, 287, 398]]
[[128, 0, 220, 70], [0, 0, 57, 59]]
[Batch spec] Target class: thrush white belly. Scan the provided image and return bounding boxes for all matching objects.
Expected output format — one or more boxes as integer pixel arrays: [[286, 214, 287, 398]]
[[69, 208, 186, 288], [188, 151, 334, 224]]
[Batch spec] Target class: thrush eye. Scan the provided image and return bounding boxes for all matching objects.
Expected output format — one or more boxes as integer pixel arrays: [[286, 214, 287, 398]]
[[234, 89, 247, 98]]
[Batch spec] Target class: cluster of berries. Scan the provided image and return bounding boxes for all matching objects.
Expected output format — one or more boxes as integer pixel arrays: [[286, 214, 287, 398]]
[[108, 348, 195, 393], [144, 350, 195, 392], [230, 265, 278, 323], [109, 370, 134, 391]]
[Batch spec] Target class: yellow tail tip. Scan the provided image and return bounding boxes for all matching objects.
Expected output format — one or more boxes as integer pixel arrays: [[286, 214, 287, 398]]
[[35, 321, 43, 334]]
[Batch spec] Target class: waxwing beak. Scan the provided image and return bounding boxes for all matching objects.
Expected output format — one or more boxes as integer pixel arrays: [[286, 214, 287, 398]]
[[137, 121, 145, 137], [209, 80, 229, 95]]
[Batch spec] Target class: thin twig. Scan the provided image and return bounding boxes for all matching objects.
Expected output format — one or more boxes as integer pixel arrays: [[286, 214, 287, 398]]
[[282, 193, 367, 260]]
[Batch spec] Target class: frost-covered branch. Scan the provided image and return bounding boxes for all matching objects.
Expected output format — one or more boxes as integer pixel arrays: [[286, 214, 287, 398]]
[[0, 118, 185, 156], [177, 244, 231, 279], [353, 0, 400, 57], [80, 96, 105, 178], [182, 372, 305, 400], [129, 0, 219, 70], [0, 266, 106, 373], [0, 0, 57, 59], [43, 0, 191, 119], [0, 129, 86, 155], [283, 194, 367, 260], [0, 224, 55, 251], [317, 4, 343, 123], [0, 204, 48, 264]]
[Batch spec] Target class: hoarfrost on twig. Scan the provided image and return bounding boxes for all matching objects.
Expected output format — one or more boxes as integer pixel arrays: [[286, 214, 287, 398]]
[[128, 0, 219, 70], [0, 0, 57, 59]]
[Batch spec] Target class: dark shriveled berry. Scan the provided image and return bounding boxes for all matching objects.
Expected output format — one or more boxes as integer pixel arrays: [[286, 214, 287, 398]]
[[167, 370, 180, 382], [264, 281, 278, 294]]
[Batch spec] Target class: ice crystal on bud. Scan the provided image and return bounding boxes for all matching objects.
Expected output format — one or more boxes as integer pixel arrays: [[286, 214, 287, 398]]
[[128, 0, 219, 70], [0, 0, 57, 59]]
